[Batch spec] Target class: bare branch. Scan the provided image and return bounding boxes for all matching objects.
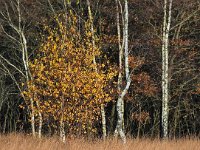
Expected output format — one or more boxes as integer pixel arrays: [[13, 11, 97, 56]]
[[1, 25, 20, 44], [170, 8, 200, 31], [0, 54, 26, 77]]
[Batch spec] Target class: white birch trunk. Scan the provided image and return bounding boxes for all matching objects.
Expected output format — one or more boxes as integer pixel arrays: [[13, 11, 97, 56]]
[[115, 0, 131, 143], [114, 0, 122, 137], [114, 0, 125, 137], [21, 30, 36, 137], [86, 0, 107, 140], [38, 112, 42, 138], [16, 0, 37, 137], [161, 0, 173, 139], [36, 100, 42, 138], [101, 104, 106, 140], [1, 0, 44, 137], [60, 117, 66, 143]]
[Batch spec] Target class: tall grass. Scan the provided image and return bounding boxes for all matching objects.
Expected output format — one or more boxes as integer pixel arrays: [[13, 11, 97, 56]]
[[0, 134, 199, 150]]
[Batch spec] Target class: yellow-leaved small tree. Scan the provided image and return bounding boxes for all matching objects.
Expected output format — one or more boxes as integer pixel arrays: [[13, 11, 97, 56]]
[[23, 13, 116, 139]]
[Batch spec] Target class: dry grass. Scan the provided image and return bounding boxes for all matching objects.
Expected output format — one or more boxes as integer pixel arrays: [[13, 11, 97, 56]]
[[0, 134, 199, 150]]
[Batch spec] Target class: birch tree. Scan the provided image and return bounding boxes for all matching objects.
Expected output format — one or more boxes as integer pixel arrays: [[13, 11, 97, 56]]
[[23, 13, 116, 140], [114, 0, 131, 143], [0, 0, 43, 138], [86, 0, 107, 140], [161, 0, 173, 138]]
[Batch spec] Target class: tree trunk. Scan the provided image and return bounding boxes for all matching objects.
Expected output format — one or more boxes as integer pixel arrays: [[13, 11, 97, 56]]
[[101, 104, 106, 140], [110, 103, 116, 133], [161, 0, 173, 139], [38, 112, 42, 138], [114, 0, 123, 138], [17, 0, 36, 137], [86, 0, 107, 140], [22, 24, 36, 138], [37, 101, 42, 138], [114, 0, 131, 143], [60, 117, 66, 143]]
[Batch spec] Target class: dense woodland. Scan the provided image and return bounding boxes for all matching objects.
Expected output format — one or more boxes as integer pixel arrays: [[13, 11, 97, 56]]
[[0, 0, 199, 143]]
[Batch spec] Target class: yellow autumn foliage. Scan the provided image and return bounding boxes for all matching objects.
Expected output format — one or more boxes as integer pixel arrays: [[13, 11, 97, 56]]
[[23, 13, 116, 136]]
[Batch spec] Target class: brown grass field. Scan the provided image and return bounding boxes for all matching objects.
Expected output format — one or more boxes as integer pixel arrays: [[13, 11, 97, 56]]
[[0, 134, 199, 150]]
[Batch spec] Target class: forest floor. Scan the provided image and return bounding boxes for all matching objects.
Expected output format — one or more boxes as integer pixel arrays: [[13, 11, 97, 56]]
[[0, 134, 199, 150]]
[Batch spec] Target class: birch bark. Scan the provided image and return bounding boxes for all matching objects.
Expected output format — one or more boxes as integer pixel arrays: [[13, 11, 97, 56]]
[[0, 0, 37, 137], [114, 0, 131, 143], [0, 0, 45, 138], [161, 0, 173, 138], [86, 0, 107, 140]]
